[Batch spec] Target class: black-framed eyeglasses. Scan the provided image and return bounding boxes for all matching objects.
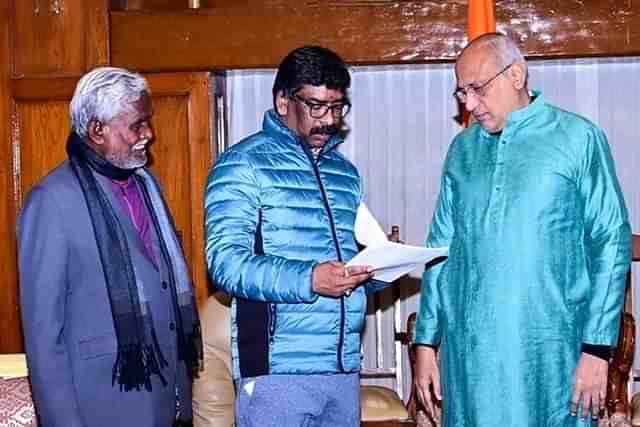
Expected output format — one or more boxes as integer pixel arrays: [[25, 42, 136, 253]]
[[453, 63, 513, 103], [291, 93, 351, 119]]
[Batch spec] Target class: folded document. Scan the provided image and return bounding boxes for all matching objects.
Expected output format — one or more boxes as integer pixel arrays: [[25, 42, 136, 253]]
[[347, 203, 448, 282]]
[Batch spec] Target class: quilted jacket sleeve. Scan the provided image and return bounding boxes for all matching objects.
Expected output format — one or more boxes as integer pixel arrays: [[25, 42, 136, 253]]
[[204, 149, 318, 304]]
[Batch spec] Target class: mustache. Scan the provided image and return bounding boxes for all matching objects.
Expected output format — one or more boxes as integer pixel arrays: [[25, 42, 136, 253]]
[[310, 125, 340, 136]]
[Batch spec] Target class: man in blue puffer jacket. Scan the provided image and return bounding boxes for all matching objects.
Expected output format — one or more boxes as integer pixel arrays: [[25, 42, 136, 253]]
[[204, 46, 389, 427]]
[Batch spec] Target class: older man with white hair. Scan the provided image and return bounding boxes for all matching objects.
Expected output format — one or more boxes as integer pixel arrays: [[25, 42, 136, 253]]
[[414, 33, 631, 427], [17, 67, 202, 427]]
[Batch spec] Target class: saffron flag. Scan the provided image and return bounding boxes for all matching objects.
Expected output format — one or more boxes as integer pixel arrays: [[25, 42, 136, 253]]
[[463, 0, 496, 126], [468, 0, 496, 42]]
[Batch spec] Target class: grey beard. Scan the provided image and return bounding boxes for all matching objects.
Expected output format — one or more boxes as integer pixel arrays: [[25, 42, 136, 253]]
[[106, 153, 147, 170]]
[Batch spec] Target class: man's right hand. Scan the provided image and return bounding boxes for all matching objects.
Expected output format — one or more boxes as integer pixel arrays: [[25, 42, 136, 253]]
[[415, 345, 441, 420], [312, 261, 373, 297]]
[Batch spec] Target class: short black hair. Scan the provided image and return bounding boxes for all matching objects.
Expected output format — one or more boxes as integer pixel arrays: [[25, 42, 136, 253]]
[[272, 46, 351, 108]]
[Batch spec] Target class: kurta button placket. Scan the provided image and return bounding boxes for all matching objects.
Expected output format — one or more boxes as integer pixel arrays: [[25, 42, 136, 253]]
[[488, 134, 507, 225]]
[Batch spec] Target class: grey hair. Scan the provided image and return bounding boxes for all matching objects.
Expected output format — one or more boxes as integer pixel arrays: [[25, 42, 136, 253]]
[[70, 67, 149, 138], [466, 33, 525, 67]]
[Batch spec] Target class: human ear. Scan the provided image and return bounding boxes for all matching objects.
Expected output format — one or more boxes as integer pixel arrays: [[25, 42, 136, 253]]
[[275, 90, 290, 116], [87, 119, 106, 144], [509, 61, 528, 90]]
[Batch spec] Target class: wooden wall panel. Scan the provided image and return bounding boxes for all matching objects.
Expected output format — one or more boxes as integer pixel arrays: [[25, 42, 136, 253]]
[[2, 72, 213, 353], [12, 0, 109, 78], [147, 96, 193, 273], [16, 102, 71, 195], [111, 0, 247, 10], [14, 0, 87, 76], [85, 0, 111, 70], [110, 1, 640, 71], [144, 73, 213, 307]]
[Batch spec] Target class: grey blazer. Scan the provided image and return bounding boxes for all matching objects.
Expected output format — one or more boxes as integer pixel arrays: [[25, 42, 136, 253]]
[[17, 161, 192, 427]]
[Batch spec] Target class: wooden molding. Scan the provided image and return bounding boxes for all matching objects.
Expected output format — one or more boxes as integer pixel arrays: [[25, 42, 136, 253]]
[[1, 0, 21, 354], [111, 1, 640, 72]]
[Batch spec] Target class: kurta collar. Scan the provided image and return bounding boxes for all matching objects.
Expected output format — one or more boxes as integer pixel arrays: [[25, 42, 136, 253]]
[[479, 89, 544, 139], [505, 89, 544, 126], [262, 109, 344, 158]]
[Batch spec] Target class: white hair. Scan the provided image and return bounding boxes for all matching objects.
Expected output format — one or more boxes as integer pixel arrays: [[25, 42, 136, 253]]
[[70, 67, 148, 138]]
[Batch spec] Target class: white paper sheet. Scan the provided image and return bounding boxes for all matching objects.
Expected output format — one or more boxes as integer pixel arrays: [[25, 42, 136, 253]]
[[348, 203, 448, 282], [354, 203, 389, 247]]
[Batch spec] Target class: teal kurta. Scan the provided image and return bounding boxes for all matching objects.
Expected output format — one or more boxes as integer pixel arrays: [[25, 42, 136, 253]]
[[415, 91, 631, 427]]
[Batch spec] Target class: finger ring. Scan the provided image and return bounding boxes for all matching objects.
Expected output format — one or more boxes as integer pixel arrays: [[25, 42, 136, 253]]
[[345, 288, 352, 297]]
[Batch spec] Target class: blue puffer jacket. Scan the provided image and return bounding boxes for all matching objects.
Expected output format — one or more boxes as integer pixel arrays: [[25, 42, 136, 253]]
[[205, 109, 384, 379]]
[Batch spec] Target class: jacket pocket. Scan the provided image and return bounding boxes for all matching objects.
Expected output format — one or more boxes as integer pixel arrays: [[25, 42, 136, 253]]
[[77, 335, 117, 360]]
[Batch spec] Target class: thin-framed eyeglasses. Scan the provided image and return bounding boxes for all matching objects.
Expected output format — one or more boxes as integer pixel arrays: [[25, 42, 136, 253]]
[[291, 93, 351, 119], [453, 63, 513, 103]]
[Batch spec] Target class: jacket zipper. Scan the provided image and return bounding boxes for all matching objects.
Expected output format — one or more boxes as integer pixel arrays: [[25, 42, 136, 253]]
[[269, 303, 277, 343], [310, 158, 346, 373]]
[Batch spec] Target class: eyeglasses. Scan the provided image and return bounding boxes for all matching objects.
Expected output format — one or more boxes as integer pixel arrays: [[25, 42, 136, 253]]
[[453, 63, 513, 103], [291, 93, 351, 119]]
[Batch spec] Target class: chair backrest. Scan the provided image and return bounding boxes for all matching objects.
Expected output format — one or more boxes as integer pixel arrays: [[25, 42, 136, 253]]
[[360, 226, 410, 400], [192, 292, 235, 427], [361, 286, 406, 398]]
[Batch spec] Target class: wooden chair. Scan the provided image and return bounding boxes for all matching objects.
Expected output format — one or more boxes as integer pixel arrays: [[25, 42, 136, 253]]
[[602, 235, 640, 426], [603, 308, 635, 427], [361, 226, 420, 427], [360, 311, 421, 427], [192, 292, 235, 427]]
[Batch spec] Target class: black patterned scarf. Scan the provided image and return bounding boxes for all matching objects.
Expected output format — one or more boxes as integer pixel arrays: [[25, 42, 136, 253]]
[[66, 132, 202, 391]]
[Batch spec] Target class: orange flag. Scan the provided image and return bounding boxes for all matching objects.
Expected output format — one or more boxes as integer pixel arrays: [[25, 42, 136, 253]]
[[462, 0, 496, 126], [468, 0, 496, 42]]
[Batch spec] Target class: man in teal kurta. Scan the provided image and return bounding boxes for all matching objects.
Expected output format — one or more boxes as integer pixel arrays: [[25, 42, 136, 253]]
[[414, 33, 631, 427]]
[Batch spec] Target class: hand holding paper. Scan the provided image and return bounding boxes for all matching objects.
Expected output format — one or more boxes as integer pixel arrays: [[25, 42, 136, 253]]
[[312, 261, 373, 298], [347, 203, 448, 282]]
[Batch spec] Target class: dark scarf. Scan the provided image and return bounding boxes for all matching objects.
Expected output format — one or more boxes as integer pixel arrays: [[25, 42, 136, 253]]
[[66, 132, 202, 391]]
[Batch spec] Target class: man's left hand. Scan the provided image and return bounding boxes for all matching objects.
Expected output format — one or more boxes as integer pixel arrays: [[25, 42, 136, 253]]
[[570, 352, 608, 420]]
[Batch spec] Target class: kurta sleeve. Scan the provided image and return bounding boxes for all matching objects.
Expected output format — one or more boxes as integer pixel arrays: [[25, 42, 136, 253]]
[[204, 150, 318, 303], [578, 127, 631, 346], [415, 163, 455, 346], [17, 186, 86, 427]]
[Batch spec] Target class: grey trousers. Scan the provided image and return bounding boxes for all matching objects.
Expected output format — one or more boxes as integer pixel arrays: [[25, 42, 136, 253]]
[[235, 373, 360, 427]]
